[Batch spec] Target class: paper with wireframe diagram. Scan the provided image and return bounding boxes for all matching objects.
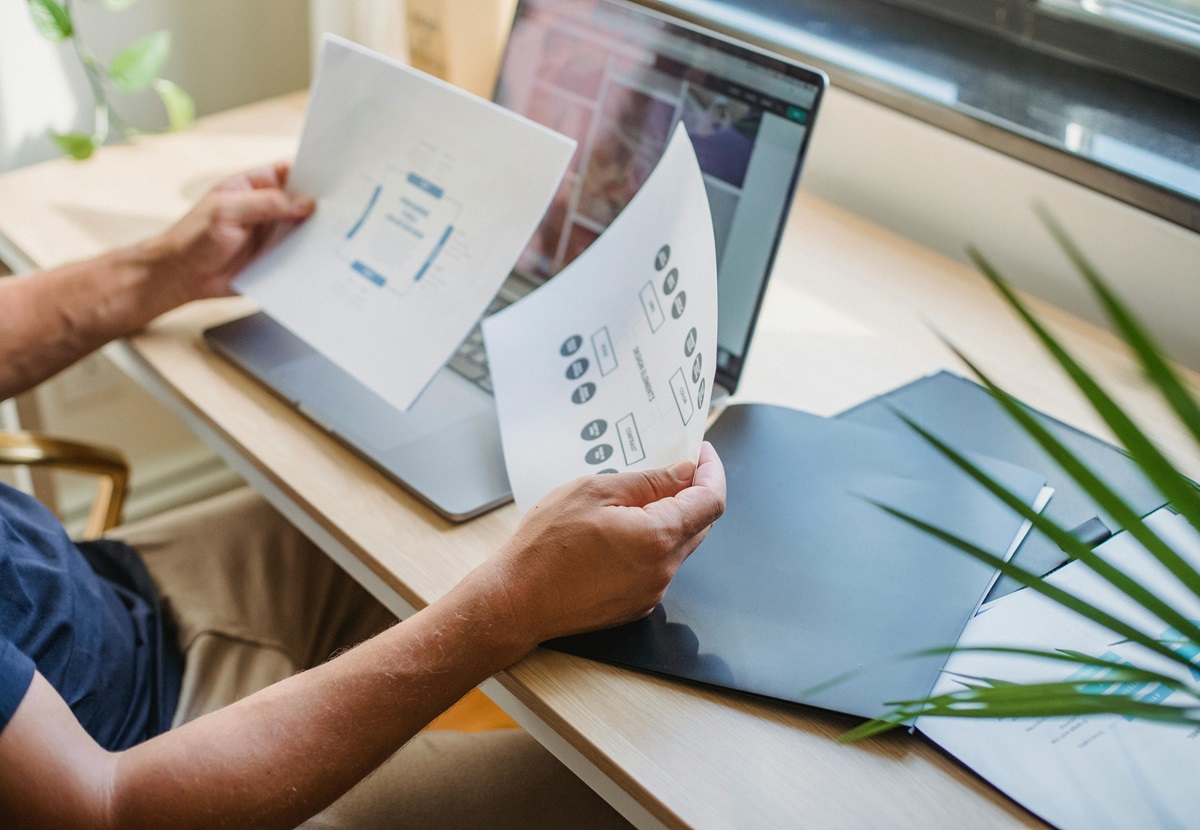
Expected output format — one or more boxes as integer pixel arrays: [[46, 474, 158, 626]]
[[234, 35, 575, 411], [484, 125, 717, 515]]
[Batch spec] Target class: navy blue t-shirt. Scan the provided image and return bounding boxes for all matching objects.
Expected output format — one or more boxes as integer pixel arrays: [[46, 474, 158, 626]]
[[0, 483, 181, 749]]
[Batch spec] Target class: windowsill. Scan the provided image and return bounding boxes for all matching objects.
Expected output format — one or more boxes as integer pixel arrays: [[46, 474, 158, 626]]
[[647, 0, 1200, 233]]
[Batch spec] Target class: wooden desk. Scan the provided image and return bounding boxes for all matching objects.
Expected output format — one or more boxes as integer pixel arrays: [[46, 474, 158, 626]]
[[3, 93, 1196, 829]]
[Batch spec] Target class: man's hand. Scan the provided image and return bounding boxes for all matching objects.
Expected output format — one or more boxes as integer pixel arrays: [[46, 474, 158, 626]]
[[0, 161, 314, 401], [0, 445, 723, 830], [145, 161, 315, 311], [476, 441, 727, 648]]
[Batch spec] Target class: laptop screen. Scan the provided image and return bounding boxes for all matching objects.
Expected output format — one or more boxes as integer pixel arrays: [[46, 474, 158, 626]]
[[494, 0, 824, 393]]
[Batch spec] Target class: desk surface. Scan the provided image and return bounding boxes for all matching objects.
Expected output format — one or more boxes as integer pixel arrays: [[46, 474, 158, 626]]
[[2, 92, 1196, 829]]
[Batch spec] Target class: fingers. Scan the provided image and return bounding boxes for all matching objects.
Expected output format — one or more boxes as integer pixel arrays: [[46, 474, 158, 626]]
[[214, 161, 293, 193], [598, 459, 696, 507], [691, 442, 726, 502], [214, 189, 315, 227], [269, 160, 292, 189], [646, 443, 726, 539]]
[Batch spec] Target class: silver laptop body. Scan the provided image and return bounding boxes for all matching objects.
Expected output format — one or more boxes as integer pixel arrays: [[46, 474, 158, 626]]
[[205, 0, 826, 520]]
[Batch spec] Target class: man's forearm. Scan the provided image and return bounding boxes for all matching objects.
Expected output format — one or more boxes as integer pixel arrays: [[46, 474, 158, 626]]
[[0, 241, 176, 400], [108, 566, 531, 830]]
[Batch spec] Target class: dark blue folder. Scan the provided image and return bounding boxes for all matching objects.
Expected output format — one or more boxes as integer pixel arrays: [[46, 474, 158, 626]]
[[836, 371, 1164, 602], [549, 400, 1046, 719]]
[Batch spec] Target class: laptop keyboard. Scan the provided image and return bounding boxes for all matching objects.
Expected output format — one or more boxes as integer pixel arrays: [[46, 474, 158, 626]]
[[448, 275, 539, 394]]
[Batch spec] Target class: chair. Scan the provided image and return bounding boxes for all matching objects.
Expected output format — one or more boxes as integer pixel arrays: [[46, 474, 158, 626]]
[[0, 431, 129, 539]]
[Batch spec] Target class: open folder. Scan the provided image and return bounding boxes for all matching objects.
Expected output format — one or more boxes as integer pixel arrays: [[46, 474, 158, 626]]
[[549, 400, 1047, 720], [549, 372, 1166, 720]]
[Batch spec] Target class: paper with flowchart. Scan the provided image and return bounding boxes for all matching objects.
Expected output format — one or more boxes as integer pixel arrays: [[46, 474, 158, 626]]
[[917, 508, 1200, 830], [234, 35, 575, 411], [484, 125, 717, 514]]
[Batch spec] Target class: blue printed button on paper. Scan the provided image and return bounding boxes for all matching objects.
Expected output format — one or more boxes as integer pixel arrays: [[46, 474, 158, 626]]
[[684, 327, 697, 357], [566, 357, 589, 380], [671, 291, 687, 320], [561, 335, 583, 356], [572, 382, 596, 404], [655, 244, 670, 271], [697, 378, 707, 410], [597, 469, 618, 474], [581, 419, 608, 440], [692, 353, 702, 383], [585, 444, 614, 465], [662, 267, 679, 295]]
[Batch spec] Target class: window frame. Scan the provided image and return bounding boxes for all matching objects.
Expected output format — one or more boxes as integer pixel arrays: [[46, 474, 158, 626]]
[[877, 0, 1200, 101], [644, 0, 1200, 233]]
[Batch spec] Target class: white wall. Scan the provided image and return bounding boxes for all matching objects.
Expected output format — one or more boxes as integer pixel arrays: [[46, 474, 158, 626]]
[[0, 0, 313, 529], [801, 87, 1200, 371]]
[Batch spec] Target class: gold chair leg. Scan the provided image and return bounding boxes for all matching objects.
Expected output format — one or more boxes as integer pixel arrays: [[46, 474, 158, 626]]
[[0, 431, 129, 539]]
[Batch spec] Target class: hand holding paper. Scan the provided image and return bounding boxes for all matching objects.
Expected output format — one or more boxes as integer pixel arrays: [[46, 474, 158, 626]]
[[485, 125, 718, 514], [234, 36, 575, 412]]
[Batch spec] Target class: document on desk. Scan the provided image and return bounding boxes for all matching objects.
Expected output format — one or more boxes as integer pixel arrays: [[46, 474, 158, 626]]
[[233, 35, 574, 411], [917, 507, 1200, 830], [484, 125, 717, 514]]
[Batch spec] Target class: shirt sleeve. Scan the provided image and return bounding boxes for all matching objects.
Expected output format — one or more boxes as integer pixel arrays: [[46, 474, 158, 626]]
[[0, 636, 36, 734]]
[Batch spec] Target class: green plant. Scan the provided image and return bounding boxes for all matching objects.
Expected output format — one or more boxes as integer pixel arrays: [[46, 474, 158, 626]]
[[843, 209, 1200, 742], [26, 0, 195, 160]]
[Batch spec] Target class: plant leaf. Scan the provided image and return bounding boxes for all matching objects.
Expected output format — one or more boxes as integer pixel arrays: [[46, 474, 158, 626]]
[[937, 347, 1200, 608], [871, 500, 1200, 674], [153, 79, 195, 131], [897, 405, 1200, 642], [109, 30, 171, 93], [27, 0, 73, 41], [914, 645, 1195, 689], [1036, 206, 1200, 452], [51, 131, 96, 160], [968, 248, 1200, 535], [843, 679, 1200, 742]]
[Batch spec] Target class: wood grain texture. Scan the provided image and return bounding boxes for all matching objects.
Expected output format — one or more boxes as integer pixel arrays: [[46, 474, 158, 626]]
[[3, 92, 1196, 828]]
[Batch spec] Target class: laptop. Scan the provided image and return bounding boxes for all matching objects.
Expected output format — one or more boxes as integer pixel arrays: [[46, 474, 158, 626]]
[[204, 0, 827, 521]]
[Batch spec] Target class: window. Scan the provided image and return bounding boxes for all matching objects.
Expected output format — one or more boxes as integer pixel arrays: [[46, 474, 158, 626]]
[[881, 0, 1200, 99], [1043, 0, 1200, 48]]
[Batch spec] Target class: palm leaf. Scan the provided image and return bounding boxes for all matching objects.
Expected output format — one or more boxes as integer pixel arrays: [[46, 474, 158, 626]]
[[929, 349, 1200, 607], [968, 248, 1200, 533], [910, 645, 1192, 688], [896, 410, 1200, 643], [871, 501, 1199, 673], [845, 214, 1200, 741], [841, 675, 1200, 742], [1036, 206, 1200, 451]]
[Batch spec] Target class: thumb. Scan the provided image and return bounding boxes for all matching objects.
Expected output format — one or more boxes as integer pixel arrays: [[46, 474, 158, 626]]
[[603, 459, 696, 507], [215, 189, 315, 226]]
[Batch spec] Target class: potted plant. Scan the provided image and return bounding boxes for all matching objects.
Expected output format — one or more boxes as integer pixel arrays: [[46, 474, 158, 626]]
[[26, 0, 194, 159]]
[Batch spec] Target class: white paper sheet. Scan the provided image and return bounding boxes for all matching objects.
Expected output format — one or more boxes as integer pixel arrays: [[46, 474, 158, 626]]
[[234, 35, 575, 411], [484, 125, 717, 514], [918, 508, 1200, 830]]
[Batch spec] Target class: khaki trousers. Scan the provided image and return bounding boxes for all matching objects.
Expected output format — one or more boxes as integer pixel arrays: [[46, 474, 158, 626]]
[[111, 487, 628, 829]]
